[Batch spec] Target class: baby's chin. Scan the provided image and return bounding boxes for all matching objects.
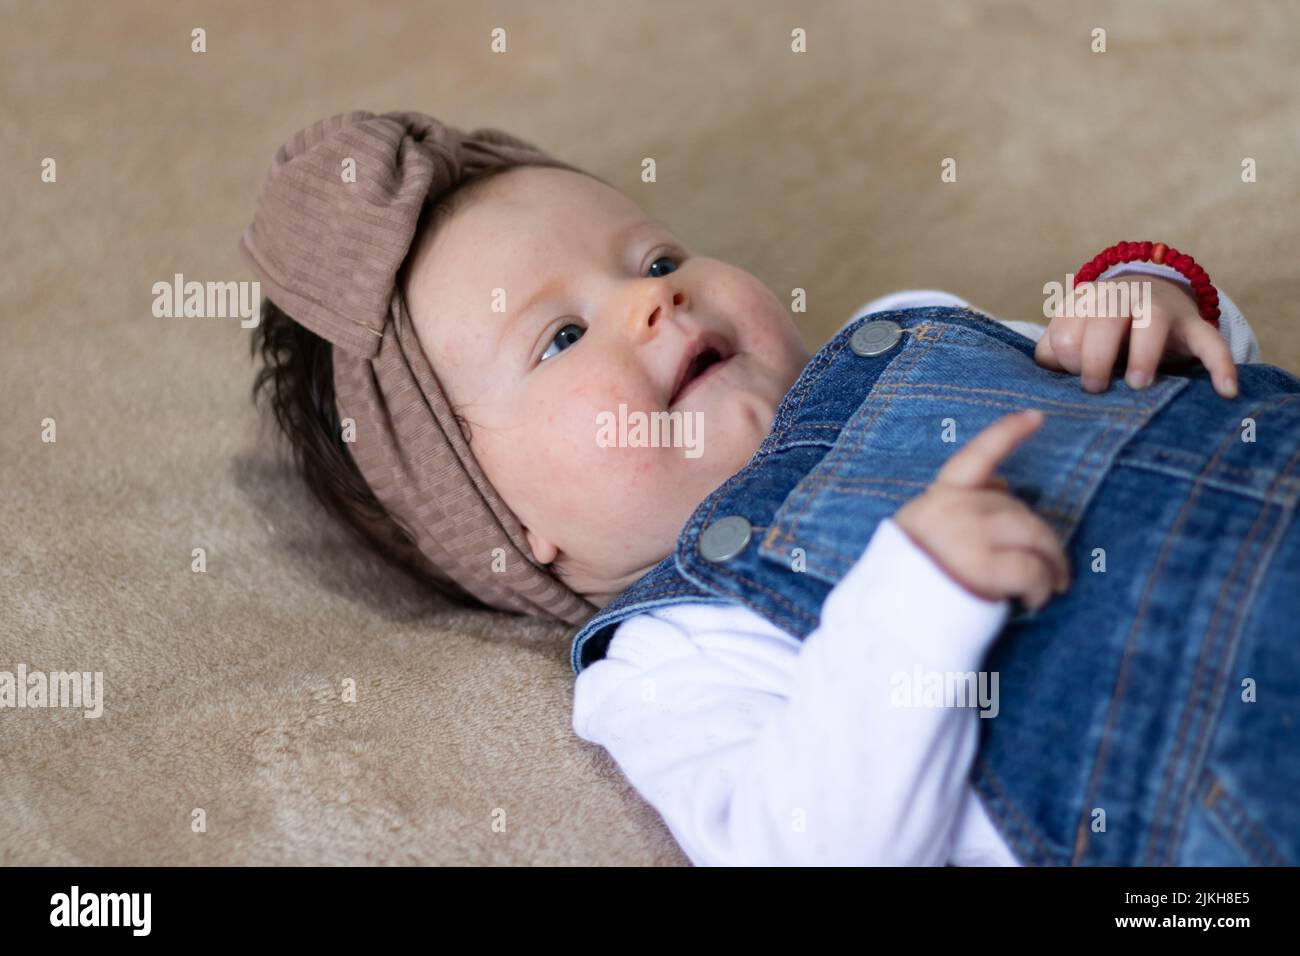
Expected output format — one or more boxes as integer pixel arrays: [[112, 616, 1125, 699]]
[[672, 393, 775, 487], [701, 360, 784, 442]]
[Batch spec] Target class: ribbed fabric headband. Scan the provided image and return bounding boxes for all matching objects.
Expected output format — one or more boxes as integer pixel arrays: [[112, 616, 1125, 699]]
[[240, 110, 599, 625]]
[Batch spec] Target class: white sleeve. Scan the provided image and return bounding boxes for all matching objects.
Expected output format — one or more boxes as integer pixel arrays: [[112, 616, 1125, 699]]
[[571, 518, 1009, 866], [849, 267, 1261, 364]]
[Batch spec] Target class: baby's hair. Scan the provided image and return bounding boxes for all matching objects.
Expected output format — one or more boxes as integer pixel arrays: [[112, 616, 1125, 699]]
[[249, 162, 523, 605]]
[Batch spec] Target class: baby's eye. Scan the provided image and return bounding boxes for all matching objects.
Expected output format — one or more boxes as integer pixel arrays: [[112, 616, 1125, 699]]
[[647, 254, 679, 278], [540, 322, 584, 362]]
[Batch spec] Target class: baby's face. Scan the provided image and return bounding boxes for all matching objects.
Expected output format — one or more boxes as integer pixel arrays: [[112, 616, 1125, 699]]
[[404, 166, 810, 606]]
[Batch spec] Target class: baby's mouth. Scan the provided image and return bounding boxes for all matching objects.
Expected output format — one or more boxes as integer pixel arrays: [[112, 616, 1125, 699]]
[[670, 337, 734, 407]]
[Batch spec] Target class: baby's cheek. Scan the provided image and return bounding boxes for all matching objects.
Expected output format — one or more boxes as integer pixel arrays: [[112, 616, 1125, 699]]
[[536, 391, 630, 477], [529, 380, 671, 496]]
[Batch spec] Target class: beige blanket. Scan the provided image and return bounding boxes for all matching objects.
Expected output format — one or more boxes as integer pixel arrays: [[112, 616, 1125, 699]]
[[2, 0, 1296, 865]]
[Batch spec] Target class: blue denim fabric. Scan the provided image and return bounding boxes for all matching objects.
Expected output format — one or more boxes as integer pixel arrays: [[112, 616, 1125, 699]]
[[569, 305, 1300, 865]]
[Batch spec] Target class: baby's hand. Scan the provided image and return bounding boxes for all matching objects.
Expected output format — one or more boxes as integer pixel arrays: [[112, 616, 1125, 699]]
[[1034, 274, 1238, 398], [894, 410, 1069, 611]]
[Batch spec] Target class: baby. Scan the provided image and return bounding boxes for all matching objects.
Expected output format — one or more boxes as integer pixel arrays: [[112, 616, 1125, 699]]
[[245, 112, 1300, 866]]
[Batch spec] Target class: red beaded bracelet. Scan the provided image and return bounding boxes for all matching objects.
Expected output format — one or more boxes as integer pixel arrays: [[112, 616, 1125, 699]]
[[1073, 241, 1220, 327]]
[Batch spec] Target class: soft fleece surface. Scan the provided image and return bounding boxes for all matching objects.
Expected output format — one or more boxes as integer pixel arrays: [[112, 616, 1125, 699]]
[[2, 1, 1297, 865]]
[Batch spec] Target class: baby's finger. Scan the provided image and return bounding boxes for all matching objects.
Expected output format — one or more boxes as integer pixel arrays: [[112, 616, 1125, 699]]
[[1179, 318, 1239, 399], [988, 507, 1070, 593], [1123, 313, 1169, 389], [1034, 331, 1068, 373], [986, 549, 1056, 610], [936, 410, 1044, 489], [1046, 314, 1087, 375], [1079, 314, 1130, 393]]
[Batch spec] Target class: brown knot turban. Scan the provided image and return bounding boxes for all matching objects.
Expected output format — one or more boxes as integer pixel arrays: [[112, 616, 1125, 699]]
[[240, 110, 599, 625]]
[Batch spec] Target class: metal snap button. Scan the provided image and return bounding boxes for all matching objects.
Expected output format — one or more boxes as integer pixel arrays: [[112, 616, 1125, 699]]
[[850, 319, 903, 357], [698, 515, 752, 562]]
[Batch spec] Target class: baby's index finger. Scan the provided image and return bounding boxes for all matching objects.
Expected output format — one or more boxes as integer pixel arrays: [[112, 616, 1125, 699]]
[[935, 409, 1044, 488]]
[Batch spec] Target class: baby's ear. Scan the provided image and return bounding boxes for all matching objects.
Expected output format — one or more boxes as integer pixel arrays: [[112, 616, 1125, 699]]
[[523, 527, 559, 566]]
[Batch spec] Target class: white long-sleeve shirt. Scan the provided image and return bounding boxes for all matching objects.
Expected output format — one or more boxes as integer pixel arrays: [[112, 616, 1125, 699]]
[[572, 265, 1259, 866]]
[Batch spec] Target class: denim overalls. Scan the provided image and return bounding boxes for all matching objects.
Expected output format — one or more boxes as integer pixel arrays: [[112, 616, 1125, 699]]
[[569, 306, 1300, 866]]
